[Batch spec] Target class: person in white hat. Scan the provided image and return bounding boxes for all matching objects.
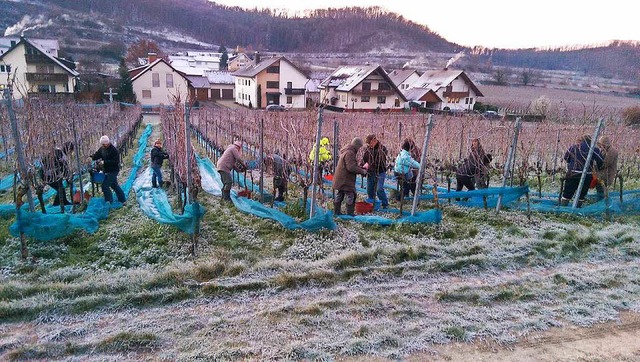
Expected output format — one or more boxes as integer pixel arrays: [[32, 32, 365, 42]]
[[216, 140, 247, 201], [87, 135, 127, 205]]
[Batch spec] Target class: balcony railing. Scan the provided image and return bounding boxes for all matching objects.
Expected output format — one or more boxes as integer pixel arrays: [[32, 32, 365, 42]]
[[25, 53, 53, 64], [26, 73, 69, 82], [442, 90, 470, 98], [284, 87, 305, 95], [351, 89, 394, 96]]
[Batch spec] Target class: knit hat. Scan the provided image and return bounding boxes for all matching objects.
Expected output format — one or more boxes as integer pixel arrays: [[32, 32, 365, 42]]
[[598, 136, 611, 148], [365, 134, 376, 144], [351, 137, 363, 149], [100, 135, 110, 145]]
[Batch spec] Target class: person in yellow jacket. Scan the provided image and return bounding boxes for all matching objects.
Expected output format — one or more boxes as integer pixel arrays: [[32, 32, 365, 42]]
[[309, 137, 333, 185]]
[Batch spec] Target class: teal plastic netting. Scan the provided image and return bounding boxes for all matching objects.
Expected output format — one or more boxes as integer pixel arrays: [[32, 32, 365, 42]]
[[132, 167, 205, 234]]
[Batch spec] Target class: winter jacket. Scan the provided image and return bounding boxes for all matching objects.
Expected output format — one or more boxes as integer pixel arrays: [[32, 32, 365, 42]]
[[91, 144, 120, 173], [564, 140, 604, 176], [394, 149, 421, 178], [361, 143, 388, 175], [217, 144, 244, 173], [332, 145, 367, 192], [309, 137, 332, 163], [41, 148, 71, 183], [272, 153, 290, 179], [597, 146, 618, 186], [150, 146, 169, 167]]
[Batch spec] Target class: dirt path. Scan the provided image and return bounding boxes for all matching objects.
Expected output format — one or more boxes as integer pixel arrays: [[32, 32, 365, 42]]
[[420, 311, 640, 361]]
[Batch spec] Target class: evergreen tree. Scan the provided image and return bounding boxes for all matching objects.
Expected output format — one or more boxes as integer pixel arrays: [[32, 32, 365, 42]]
[[117, 58, 136, 104], [218, 45, 228, 70]]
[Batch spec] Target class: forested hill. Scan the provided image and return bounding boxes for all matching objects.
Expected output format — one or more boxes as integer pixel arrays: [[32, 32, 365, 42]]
[[1, 0, 639, 81]]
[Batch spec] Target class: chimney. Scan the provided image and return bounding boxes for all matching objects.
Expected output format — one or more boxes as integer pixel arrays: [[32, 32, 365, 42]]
[[148, 52, 158, 64], [254, 51, 260, 64]]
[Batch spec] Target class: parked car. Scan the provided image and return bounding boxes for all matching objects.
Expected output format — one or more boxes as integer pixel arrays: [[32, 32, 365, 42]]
[[482, 110, 500, 119], [266, 104, 287, 112]]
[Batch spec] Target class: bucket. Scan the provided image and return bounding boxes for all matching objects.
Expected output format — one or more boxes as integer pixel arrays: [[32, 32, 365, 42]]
[[73, 190, 91, 204], [237, 190, 252, 198], [324, 174, 334, 181], [91, 172, 105, 183], [355, 201, 373, 215]]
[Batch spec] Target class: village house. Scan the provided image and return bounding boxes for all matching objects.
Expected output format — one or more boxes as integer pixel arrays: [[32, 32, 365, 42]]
[[227, 52, 252, 72], [405, 69, 483, 112], [387, 69, 422, 92], [0, 37, 78, 100], [232, 54, 308, 109], [187, 70, 234, 102], [319, 64, 407, 112], [168, 51, 222, 75], [130, 54, 192, 108]]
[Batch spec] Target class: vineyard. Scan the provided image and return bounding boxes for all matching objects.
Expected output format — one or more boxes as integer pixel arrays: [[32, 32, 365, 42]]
[[1, 92, 640, 360]]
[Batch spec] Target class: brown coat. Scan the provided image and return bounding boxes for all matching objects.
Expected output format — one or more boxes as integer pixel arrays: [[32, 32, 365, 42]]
[[597, 146, 618, 186], [332, 145, 367, 192]]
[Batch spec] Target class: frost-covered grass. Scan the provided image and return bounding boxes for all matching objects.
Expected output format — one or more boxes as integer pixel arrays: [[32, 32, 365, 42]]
[[1, 130, 640, 360]]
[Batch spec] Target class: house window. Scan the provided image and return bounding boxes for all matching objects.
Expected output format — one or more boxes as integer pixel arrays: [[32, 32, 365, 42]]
[[395, 98, 400, 107], [378, 82, 390, 91], [287, 81, 292, 88], [37, 84, 55, 93], [469, 97, 473, 104], [286, 96, 292, 104], [377, 96, 386, 104], [166, 73, 174, 88], [361, 96, 370, 102], [142, 90, 151, 99], [152, 73, 160, 87], [362, 82, 371, 92], [266, 66, 279, 73], [266, 81, 279, 89], [0, 64, 11, 73]]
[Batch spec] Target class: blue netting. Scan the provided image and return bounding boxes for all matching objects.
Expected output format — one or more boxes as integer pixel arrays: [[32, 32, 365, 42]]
[[515, 189, 640, 216], [132, 167, 205, 234], [6, 125, 152, 240], [0, 174, 15, 192]]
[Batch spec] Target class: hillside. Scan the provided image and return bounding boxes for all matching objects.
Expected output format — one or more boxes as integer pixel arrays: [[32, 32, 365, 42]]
[[1, 0, 639, 82]]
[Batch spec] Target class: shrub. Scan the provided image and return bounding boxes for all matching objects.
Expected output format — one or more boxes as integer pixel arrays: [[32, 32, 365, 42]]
[[622, 106, 640, 126]]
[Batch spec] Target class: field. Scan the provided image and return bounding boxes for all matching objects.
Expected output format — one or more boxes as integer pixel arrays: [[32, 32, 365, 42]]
[[1, 90, 640, 361]]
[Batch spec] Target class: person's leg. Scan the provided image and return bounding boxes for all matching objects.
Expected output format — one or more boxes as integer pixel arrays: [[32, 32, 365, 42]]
[[334, 190, 345, 215], [562, 177, 578, 204], [219, 171, 232, 201], [109, 172, 126, 203], [366, 173, 376, 201], [577, 174, 592, 206], [376, 172, 388, 207], [48, 180, 62, 205], [151, 166, 161, 188], [101, 173, 115, 203], [345, 191, 356, 216], [595, 179, 605, 201]]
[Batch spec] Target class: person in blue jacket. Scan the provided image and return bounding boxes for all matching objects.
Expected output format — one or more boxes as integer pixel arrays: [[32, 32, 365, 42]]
[[561, 135, 603, 207], [150, 138, 169, 188], [393, 140, 421, 200]]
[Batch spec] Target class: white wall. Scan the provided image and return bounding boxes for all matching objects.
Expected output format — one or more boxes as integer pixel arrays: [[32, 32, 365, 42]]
[[133, 61, 190, 106], [234, 76, 257, 107], [278, 60, 308, 109]]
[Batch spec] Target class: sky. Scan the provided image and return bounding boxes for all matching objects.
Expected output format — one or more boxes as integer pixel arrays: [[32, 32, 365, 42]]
[[211, 0, 640, 49]]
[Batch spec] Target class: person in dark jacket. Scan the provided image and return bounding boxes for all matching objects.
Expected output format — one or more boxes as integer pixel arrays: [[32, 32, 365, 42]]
[[150, 138, 169, 188], [41, 141, 74, 206], [361, 134, 389, 208], [332, 137, 368, 216], [87, 135, 126, 204], [271, 151, 290, 202], [561, 135, 604, 207], [456, 153, 492, 200]]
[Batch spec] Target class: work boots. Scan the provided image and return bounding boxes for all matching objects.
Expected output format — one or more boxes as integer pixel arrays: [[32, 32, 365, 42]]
[[333, 201, 342, 216], [560, 198, 569, 207], [222, 190, 232, 202], [346, 203, 355, 216]]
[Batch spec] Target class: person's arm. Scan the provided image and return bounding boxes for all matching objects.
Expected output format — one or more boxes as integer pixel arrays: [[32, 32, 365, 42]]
[[345, 150, 366, 175]]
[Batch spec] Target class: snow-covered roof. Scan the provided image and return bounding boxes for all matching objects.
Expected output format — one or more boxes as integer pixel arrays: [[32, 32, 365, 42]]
[[186, 75, 210, 88], [410, 69, 483, 96], [0, 37, 59, 57], [403, 88, 441, 102], [319, 64, 407, 101], [0, 38, 78, 76], [387, 69, 419, 87], [205, 70, 234, 84]]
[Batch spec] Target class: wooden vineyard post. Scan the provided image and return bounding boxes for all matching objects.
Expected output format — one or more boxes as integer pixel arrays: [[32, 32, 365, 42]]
[[309, 107, 323, 218], [496, 117, 521, 213], [551, 129, 561, 183], [571, 118, 603, 209], [259, 118, 264, 203], [333, 120, 339, 201], [411, 114, 434, 216]]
